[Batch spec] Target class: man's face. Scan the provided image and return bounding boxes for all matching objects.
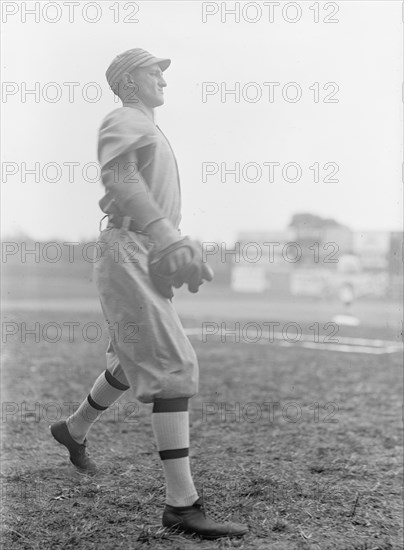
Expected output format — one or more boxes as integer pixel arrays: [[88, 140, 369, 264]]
[[125, 63, 167, 108]]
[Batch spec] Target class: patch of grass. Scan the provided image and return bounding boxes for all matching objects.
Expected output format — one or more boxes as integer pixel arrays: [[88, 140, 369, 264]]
[[1, 310, 402, 549]]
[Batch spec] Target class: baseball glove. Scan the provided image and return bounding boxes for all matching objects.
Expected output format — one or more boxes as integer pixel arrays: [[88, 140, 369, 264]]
[[148, 237, 214, 299]]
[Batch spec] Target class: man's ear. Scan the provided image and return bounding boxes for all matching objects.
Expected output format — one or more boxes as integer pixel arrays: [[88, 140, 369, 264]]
[[122, 72, 135, 87], [119, 72, 140, 102]]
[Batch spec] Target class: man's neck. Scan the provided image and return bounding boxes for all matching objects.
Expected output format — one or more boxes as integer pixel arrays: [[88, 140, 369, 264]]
[[122, 100, 154, 121]]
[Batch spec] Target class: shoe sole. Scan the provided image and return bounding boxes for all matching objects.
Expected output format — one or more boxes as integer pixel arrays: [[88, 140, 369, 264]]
[[163, 524, 248, 539]]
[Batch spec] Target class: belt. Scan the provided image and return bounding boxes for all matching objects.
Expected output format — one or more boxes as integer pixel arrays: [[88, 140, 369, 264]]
[[99, 214, 147, 235]]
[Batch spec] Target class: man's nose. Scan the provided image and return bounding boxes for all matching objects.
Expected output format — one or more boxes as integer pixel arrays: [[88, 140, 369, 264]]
[[159, 77, 167, 87]]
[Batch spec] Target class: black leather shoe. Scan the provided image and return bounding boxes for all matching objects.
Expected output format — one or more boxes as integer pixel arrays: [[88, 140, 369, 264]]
[[162, 497, 248, 539], [50, 420, 97, 473]]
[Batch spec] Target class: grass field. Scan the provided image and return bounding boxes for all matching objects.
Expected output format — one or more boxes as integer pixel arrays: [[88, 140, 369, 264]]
[[1, 301, 403, 550]]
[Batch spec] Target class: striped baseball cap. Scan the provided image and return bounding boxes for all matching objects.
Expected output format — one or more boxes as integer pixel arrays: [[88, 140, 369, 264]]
[[106, 48, 171, 92]]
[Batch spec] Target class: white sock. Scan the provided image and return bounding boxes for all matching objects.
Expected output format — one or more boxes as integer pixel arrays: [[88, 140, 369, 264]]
[[67, 370, 129, 443], [152, 403, 198, 507]]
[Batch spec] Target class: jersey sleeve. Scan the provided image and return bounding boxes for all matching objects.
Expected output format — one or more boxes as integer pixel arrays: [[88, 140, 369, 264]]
[[97, 109, 165, 231]]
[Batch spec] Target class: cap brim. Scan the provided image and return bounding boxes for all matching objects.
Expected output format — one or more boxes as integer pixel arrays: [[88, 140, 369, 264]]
[[141, 57, 171, 71]]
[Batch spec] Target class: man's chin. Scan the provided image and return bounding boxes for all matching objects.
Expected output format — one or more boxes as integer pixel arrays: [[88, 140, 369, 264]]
[[142, 96, 165, 108], [152, 98, 165, 107]]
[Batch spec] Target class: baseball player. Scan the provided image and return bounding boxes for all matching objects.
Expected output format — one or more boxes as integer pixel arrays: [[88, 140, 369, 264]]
[[50, 48, 248, 539]]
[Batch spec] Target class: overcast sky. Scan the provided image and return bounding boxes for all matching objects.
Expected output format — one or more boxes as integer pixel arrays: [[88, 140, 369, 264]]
[[1, 1, 402, 242]]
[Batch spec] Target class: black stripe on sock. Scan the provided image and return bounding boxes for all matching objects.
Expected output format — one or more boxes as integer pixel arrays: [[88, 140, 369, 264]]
[[105, 369, 130, 391], [153, 398, 189, 413], [159, 448, 189, 461], [87, 394, 108, 411]]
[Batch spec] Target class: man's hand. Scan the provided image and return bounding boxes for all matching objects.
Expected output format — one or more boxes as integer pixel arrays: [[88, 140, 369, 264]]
[[161, 245, 193, 275], [146, 220, 214, 298]]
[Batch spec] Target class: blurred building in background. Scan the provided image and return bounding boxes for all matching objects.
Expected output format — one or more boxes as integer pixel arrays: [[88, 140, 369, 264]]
[[229, 214, 402, 300], [2, 214, 402, 302]]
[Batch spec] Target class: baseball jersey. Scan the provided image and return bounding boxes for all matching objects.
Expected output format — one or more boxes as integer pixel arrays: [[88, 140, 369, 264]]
[[98, 104, 182, 231]]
